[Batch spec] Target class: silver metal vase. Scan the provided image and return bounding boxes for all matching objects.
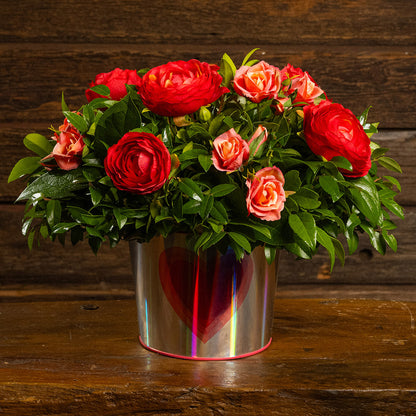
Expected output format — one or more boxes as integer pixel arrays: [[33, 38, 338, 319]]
[[129, 234, 278, 360]]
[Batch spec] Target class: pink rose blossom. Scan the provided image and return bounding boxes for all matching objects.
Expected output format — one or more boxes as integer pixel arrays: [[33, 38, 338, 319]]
[[42, 118, 85, 171], [212, 128, 250, 172], [233, 61, 281, 103], [275, 64, 326, 112], [246, 166, 286, 221]]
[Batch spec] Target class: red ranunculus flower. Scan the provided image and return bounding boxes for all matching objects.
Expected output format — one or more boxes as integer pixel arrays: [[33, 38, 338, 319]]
[[42, 117, 85, 171], [85, 68, 142, 102], [303, 101, 371, 178], [233, 61, 281, 103], [246, 166, 286, 221], [138, 59, 229, 117], [104, 132, 171, 194]]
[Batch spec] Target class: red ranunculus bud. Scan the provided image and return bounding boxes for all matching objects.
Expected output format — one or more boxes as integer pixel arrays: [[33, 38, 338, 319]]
[[303, 101, 371, 178]]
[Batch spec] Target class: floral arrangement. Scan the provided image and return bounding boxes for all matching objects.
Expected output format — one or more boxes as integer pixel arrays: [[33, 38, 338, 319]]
[[9, 49, 404, 268]]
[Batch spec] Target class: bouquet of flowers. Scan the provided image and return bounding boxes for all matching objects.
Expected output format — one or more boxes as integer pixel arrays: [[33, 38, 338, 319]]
[[9, 49, 404, 269]]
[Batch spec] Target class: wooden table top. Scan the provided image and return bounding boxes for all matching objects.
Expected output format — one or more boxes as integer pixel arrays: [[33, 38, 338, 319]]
[[1, 296, 416, 415]]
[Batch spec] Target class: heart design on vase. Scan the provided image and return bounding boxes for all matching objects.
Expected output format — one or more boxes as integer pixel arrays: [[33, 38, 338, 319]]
[[159, 246, 253, 343]]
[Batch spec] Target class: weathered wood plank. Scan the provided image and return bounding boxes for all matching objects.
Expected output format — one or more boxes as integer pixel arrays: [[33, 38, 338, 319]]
[[1, 44, 415, 128], [0, 298, 416, 415], [1, 0, 415, 46], [1, 204, 413, 288]]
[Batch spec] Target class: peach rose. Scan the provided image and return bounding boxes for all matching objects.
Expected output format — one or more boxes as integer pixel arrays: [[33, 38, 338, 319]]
[[42, 117, 85, 170], [248, 125, 268, 156], [212, 128, 250, 172], [276, 64, 325, 112], [246, 166, 286, 221], [233, 61, 281, 103]]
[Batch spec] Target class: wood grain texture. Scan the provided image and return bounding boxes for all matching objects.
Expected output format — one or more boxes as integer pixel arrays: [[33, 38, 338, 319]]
[[1, 0, 415, 288], [1, 204, 414, 288], [0, 298, 416, 415], [1, 44, 415, 128], [1, 0, 415, 46]]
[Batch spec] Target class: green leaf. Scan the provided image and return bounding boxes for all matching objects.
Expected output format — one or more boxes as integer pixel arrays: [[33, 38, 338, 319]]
[[183, 200, 201, 214], [316, 227, 335, 271], [94, 95, 142, 151], [371, 147, 389, 159], [23, 133, 54, 157], [319, 175, 343, 202], [211, 201, 228, 224], [284, 170, 301, 192], [90, 84, 111, 97], [345, 228, 359, 255], [90, 186, 103, 206], [200, 195, 214, 219], [349, 175, 383, 227], [201, 232, 225, 251], [8, 157, 41, 182], [86, 226, 105, 241], [360, 222, 386, 255], [289, 213, 314, 250], [16, 169, 88, 202], [383, 175, 401, 192], [220, 53, 237, 87], [298, 212, 317, 248], [330, 156, 353, 172], [331, 237, 345, 266], [179, 178, 203, 201], [382, 198, 405, 219], [228, 231, 252, 253], [61, 92, 70, 112], [46, 200, 62, 227], [229, 221, 271, 240], [264, 245, 278, 264], [382, 230, 397, 252], [359, 106, 372, 126], [211, 183, 237, 197], [377, 156, 402, 173], [63, 111, 88, 133], [291, 188, 321, 209], [198, 154, 213, 172], [195, 232, 212, 251], [52, 222, 79, 234], [241, 48, 259, 66]]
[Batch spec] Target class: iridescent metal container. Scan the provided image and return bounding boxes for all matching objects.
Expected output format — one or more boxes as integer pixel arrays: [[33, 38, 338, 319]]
[[130, 234, 278, 360]]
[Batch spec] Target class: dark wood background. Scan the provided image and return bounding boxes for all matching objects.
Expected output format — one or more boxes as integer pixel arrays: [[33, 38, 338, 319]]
[[1, 0, 415, 298]]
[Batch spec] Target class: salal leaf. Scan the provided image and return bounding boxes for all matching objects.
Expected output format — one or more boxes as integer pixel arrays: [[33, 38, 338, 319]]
[[284, 170, 301, 192], [316, 227, 336, 271], [90, 84, 111, 97], [319, 175, 343, 202], [377, 156, 402, 173], [228, 231, 252, 253], [178, 178, 203, 201], [288, 213, 314, 250], [360, 222, 386, 255], [381, 198, 405, 219], [330, 156, 353, 172], [63, 111, 88, 133], [46, 200, 62, 227], [349, 175, 383, 227], [23, 133, 54, 157], [211, 183, 237, 197], [8, 157, 41, 182], [16, 169, 87, 202]]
